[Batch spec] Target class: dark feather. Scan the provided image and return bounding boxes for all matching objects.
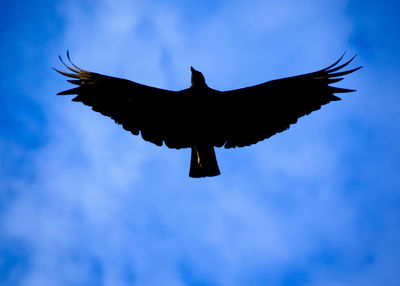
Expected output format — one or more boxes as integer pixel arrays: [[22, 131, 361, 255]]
[[326, 55, 356, 73], [329, 66, 362, 77], [58, 87, 81, 95], [67, 80, 81, 85]]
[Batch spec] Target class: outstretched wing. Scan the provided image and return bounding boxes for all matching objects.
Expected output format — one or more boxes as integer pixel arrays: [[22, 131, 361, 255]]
[[210, 55, 361, 148], [55, 52, 194, 149]]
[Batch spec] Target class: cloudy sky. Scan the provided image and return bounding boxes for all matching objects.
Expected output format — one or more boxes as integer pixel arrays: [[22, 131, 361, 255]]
[[1, 0, 400, 285]]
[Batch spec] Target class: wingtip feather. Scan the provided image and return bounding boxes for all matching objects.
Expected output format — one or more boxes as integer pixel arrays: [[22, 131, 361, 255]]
[[329, 66, 362, 77], [330, 86, 356, 93], [323, 52, 347, 71], [327, 78, 344, 84], [53, 67, 80, 78], [72, 95, 84, 101], [330, 95, 342, 101], [57, 87, 80, 95], [67, 79, 81, 85], [326, 55, 357, 73], [57, 51, 81, 74], [66, 50, 82, 71]]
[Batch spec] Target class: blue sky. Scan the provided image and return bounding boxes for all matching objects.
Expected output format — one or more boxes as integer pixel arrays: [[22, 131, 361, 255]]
[[1, 0, 400, 285]]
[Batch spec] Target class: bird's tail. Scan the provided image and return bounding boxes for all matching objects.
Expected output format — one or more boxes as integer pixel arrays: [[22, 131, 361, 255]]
[[189, 145, 221, 178]]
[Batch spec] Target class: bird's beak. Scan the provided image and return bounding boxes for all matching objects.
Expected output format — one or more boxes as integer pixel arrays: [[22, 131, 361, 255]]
[[190, 66, 195, 72]]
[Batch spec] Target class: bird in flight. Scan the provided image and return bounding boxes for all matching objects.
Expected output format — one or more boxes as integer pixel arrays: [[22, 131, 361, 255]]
[[55, 52, 360, 178]]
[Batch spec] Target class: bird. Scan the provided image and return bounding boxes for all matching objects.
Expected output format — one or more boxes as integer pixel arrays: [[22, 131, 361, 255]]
[[55, 52, 360, 178]]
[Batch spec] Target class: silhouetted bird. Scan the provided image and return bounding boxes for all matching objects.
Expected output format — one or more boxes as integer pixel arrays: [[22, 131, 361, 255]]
[[55, 52, 360, 178]]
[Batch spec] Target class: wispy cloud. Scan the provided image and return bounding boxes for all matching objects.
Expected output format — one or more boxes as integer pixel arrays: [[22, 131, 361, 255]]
[[1, 0, 400, 285]]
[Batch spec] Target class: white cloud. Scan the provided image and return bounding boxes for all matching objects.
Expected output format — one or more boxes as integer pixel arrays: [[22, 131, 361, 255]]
[[3, 0, 400, 285]]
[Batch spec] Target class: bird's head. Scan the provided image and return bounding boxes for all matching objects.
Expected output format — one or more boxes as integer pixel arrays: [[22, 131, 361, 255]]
[[190, 66, 207, 88]]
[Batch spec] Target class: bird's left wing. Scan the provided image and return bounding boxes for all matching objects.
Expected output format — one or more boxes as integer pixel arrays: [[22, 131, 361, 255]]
[[55, 53, 193, 149], [208, 55, 361, 148]]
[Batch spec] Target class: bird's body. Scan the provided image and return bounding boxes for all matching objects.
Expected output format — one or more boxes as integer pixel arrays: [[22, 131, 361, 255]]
[[56, 52, 360, 177]]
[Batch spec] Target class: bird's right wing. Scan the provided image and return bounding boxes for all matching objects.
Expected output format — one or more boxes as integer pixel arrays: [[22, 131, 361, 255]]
[[208, 55, 361, 148], [55, 53, 194, 149]]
